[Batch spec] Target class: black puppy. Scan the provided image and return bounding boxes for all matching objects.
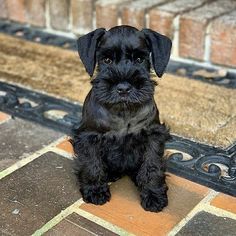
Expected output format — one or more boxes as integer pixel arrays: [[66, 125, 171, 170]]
[[72, 25, 172, 212]]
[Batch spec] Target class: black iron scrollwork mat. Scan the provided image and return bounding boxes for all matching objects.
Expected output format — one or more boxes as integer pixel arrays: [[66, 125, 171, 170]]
[[0, 81, 82, 134], [0, 81, 235, 196]]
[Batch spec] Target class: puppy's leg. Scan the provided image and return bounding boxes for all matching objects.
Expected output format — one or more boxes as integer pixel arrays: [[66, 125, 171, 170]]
[[136, 133, 168, 212], [73, 132, 110, 205]]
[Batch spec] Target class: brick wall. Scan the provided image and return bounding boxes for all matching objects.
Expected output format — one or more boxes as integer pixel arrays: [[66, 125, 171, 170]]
[[1, 0, 236, 69]]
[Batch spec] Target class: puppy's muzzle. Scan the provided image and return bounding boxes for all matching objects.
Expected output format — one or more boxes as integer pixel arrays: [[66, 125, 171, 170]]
[[116, 82, 132, 96]]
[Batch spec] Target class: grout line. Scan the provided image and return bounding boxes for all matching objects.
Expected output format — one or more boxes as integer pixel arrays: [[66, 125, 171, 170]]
[[203, 205, 236, 220], [32, 199, 84, 236], [51, 147, 74, 160], [73, 208, 134, 236], [199, 190, 219, 204], [0, 136, 68, 180], [168, 190, 218, 236]]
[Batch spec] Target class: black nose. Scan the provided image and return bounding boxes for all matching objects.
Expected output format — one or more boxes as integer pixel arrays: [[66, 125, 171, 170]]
[[116, 82, 131, 94]]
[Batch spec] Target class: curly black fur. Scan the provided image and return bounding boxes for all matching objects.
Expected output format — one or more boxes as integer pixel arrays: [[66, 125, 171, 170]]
[[71, 25, 172, 212]]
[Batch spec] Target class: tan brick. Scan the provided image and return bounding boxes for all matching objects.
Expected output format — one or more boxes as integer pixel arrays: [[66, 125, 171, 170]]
[[210, 10, 236, 67], [149, 0, 208, 39], [49, 0, 69, 31], [0, 0, 8, 18], [6, 0, 26, 23], [96, 0, 130, 29], [179, 0, 236, 61], [25, 0, 46, 27], [122, 0, 167, 29], [71, 0, 95, 33]]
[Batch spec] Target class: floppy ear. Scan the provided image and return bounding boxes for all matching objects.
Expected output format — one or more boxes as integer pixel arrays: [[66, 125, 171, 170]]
[[77, 28, 106, 77], [142, 29, 172, 77]]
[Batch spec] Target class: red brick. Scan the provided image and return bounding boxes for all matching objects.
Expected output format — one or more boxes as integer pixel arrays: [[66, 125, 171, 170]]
[[122, 0, 167, 29], [6, 0, 26, 23], [149, 10, 174, 38], [25, 0, 46, 27], [0, 0, 8, 18], [96, 0, 129, 29], [210, 10, 236, 67], [0, 112, 11, 123], [179, 0, 236, 61], [49, 0, 69, 31], [56, 138, 74, 154], [149, 0, 208, 39], [71, 0, 95, 33]]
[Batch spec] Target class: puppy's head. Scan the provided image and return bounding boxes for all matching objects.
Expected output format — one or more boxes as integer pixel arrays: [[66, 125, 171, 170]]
[[77, 26, 172, 105]]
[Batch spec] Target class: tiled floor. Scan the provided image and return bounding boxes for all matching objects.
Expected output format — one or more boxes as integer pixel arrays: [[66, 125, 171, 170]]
[[0, 113, 235, 235]]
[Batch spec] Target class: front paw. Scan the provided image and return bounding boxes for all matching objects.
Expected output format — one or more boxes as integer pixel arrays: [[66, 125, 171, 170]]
[[81, 184, 111, 205], [140, 185, 168, 212]]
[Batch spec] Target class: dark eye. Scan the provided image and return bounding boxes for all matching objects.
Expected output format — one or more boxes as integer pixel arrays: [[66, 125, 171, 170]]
[[103, 58, 113, 64], [135, 57, 144, 63]]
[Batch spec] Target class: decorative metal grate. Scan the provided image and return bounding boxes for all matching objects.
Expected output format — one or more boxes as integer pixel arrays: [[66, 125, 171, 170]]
[[0, 81, 82, 134], [0, 81, 235, 196]]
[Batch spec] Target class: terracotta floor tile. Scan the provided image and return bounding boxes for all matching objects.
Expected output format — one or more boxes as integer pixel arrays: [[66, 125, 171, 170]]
[[0, 112, 10, 123], [56, 138, 74, 154], [167, 173, 209, 195], [211, 193, 236, 214], [79, 175, 210, 236]]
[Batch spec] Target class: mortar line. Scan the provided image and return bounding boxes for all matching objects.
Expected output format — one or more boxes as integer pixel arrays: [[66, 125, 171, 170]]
[[0, 135, 68, 180], [168, 190, 218, 236], [172, 15, 180, 57], [204, 22, 212, 62], [68, 0, 73, 32], [32, 199, 84, 236], [45, 0, 50, 30]]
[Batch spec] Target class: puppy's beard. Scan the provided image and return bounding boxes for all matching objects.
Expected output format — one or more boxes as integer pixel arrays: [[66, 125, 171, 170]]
[[92, 69, 156, 105]]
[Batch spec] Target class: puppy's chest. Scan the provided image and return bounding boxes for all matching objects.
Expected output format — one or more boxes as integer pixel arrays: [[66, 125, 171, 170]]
[[102, 132, 147, 172], [108, 105, 155, 134]]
